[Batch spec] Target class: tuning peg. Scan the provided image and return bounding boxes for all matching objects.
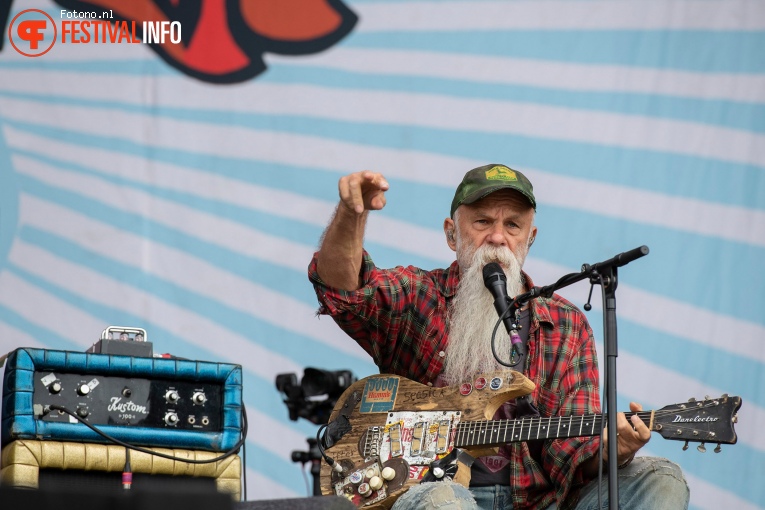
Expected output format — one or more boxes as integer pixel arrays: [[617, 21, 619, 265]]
[[688, 397, 696, 402], [714, 444, 722, 453], [721, 393, 728, 399], [432, 467, 445, 479], [704, 395, 710, 400], [682, 441, 689, 451], [697, 442, 706, 453]]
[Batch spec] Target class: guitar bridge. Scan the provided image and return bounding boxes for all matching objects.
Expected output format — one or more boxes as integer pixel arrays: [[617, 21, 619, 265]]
[[365, 426, 383, 459]]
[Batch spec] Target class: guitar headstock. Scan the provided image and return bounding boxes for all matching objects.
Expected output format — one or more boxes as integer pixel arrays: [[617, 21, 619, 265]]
[[653, 394, 742, 452]]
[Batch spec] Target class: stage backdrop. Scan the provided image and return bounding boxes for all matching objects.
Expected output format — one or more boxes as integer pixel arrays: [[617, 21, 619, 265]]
[[0, 1, 763, 508]]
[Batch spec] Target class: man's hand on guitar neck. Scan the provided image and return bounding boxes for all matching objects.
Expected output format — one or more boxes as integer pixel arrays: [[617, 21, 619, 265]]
[[582, 401, 651, 477]]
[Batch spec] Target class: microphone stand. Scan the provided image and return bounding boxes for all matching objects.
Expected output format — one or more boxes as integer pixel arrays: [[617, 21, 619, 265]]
[[510, 245, 649, 510]]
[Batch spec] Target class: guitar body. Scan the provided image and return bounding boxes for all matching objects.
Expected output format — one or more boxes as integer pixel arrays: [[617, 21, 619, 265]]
[[319, 370, 535, 509], [319, 371, 742, 509]]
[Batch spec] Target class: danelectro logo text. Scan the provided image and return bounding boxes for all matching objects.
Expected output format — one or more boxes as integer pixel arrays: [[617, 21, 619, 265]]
[[672, 415, 718, 423]]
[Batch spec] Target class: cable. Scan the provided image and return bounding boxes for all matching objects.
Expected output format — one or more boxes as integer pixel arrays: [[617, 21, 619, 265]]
[[316, 424, 332, 463], [596, 280, 607, 510], [315, 423, 343, 474], [300, 463, 311, 496], [45, 404, 248, 465], [490, 304, 523, 369], [242, 436, 248, 501], [122, 447, 133, 490]]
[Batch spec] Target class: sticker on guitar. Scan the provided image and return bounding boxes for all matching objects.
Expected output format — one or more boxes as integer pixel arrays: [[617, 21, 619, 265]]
[[359, 376, 400, 413]]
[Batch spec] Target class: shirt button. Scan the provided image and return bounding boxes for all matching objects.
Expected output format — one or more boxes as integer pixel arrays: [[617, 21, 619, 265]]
[[438, 351, 445, 357]]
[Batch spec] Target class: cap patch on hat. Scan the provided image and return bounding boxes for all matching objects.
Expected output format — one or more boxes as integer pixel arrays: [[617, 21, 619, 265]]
[[485, 165, 517, 182]]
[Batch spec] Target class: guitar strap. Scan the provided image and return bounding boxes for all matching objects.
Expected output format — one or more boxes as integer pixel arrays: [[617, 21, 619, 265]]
[[323, 389, 362, 448]]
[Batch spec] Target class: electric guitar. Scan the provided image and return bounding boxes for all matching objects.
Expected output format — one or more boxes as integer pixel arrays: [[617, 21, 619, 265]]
[[319, 370, 741, 509]]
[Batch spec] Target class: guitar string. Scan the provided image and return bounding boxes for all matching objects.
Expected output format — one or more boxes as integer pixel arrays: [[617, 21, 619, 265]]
[[452, 402, 731, 443], [454, 402, 727, 431], [363, 400, 733, 452]]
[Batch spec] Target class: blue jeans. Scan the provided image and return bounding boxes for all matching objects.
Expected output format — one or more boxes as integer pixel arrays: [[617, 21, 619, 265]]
[[393, 481, 477, 510], [568, 457, 689, 510], [391, 457, 689, 510]]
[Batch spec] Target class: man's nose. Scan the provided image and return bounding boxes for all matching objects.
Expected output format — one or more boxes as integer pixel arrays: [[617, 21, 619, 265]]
[[486, 225, 506, 246]]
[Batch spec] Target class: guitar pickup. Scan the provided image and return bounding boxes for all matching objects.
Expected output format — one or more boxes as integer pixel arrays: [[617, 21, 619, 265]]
[[410, 421, 426, 456], [388, 423, 403, 457], [436, 419, 451, 454]]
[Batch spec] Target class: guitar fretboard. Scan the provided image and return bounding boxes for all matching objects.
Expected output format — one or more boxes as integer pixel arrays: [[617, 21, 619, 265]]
[[454, 413, 650, 447]]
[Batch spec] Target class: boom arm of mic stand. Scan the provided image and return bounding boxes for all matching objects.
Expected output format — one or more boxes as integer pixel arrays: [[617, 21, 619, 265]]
[[513, 245, 650, 306], [512, 271, 587, 308]]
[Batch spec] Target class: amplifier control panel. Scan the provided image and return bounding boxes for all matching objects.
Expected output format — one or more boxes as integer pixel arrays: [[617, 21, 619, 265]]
[[33, 371, 222, 431]]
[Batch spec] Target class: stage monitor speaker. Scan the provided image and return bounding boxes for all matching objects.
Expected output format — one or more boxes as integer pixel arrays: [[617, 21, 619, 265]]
[[0, 485, 233, 510], [0, 439, 241, 500], [234, 496, 356, 510]]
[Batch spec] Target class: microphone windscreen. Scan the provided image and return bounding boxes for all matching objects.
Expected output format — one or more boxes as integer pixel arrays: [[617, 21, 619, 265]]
[[483, 262, 505, 281]]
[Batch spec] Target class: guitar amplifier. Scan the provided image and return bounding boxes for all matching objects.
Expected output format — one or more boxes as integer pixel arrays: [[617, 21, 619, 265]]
[[2, 348, 243, 452]]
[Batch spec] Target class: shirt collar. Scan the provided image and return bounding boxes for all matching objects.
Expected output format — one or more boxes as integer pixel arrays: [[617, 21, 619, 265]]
[[442, 260, 461, 298], [525, 271, 554, 327]]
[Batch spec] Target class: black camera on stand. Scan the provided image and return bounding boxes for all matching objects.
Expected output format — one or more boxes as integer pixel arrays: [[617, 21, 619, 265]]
[[275, 368, 356, 495]]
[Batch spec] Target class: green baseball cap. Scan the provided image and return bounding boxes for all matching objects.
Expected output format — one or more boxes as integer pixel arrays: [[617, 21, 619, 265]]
[[450, 164, 536, 218]]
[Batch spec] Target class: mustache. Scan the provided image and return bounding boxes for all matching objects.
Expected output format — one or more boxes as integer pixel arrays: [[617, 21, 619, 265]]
[[471, 245, 519, 269]]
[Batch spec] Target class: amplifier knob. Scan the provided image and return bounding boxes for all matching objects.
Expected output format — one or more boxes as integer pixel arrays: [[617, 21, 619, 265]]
[[50, 382, 62, 394], [165, 390, 180, 404], [192, 392, 207, 405], [77, 384, 90, 396], [77, 407, 89, 418], [164, 412, 179, 426]]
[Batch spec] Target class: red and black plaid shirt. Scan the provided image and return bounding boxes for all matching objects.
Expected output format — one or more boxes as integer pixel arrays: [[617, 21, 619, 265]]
[[309, 251, 601, 510]]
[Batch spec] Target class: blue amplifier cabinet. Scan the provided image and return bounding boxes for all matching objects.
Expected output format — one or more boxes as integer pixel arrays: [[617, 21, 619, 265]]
[[2, 348, 243, 452]]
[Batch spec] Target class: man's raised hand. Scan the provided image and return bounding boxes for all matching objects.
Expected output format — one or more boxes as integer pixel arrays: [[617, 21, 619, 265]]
[[339, 171, 389, 214]]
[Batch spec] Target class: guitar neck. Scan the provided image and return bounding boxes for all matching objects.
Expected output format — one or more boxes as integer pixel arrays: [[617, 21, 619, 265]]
[[455, 412, 653, 447]]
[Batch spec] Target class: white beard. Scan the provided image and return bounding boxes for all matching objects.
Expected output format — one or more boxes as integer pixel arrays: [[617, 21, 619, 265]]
[[442, 243, 528, 386]]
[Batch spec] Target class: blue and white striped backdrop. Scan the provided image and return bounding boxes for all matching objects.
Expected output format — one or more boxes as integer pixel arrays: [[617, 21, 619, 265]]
[[0, 1, 762, 508]]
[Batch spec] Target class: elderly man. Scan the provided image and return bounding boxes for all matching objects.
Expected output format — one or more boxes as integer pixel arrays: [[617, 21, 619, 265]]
[[308, 165, 688, 510]]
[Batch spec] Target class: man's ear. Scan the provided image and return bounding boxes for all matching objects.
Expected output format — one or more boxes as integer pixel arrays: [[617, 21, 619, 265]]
[[444, 218, 456, 251], [528, 226, 538, 247]]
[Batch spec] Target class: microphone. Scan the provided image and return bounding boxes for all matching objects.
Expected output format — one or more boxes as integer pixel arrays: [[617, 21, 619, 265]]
[[482, 263, 523, 362]]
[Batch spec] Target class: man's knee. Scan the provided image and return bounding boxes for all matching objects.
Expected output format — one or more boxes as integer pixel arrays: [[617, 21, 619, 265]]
[[622, 457, 689, 508], [392, 481, 478, 510], [639, 458, 688, 498], [578, 457, 689, 510]]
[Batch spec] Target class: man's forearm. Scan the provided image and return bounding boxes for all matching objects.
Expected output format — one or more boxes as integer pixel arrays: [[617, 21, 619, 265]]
[[316, 205, 368, 291]]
